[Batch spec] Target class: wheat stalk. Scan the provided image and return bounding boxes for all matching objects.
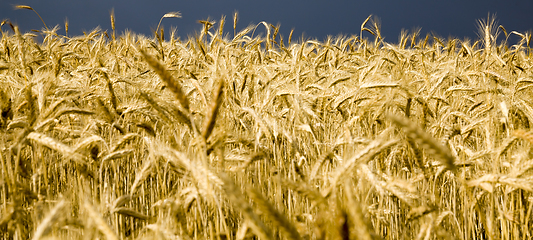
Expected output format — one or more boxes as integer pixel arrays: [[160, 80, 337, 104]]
[[156, 12, 182, 36], [14, 5, 49, 32]]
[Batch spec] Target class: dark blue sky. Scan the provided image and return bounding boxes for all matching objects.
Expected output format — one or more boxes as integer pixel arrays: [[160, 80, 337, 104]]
[[1, 0, 532, 43]]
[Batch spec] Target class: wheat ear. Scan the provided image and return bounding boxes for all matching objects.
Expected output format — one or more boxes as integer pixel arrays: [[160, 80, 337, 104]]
[[387, 114, 456, 172], [14, 5, 49, 32], [220, 174, 273, 239], [138, 48, 190, 113], [247, 186, 303, 240], [31, 200, 66, 240], [27, 132, 87, 165], [83, 199, 119, 240], [202, 79, 224, 140]]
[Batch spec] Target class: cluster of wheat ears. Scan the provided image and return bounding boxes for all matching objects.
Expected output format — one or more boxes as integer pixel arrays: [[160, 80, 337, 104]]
[[1, 6, 533, 240]]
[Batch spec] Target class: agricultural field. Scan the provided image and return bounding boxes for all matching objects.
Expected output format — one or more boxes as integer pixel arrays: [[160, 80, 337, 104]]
[[1, 9, 533, 239]]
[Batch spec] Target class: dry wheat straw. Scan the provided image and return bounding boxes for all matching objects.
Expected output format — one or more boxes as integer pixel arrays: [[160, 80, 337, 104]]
[[3, 12, 533, 240]]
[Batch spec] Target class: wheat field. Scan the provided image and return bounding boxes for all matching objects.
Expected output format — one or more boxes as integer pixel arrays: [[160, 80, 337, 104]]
[[1, 8, 533, 239]]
